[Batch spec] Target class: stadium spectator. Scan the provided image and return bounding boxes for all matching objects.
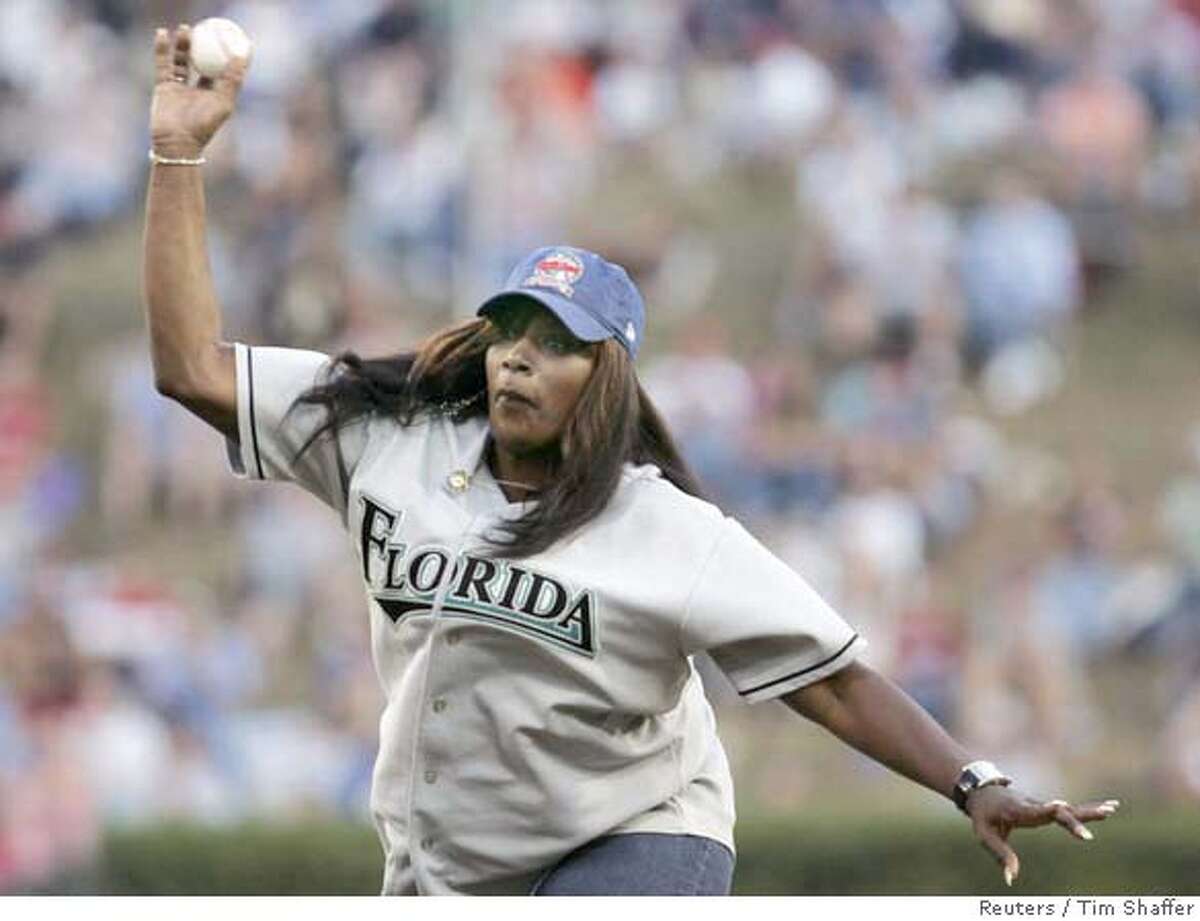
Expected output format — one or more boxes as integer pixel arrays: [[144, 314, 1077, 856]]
[[957, 172, 1081, 368]]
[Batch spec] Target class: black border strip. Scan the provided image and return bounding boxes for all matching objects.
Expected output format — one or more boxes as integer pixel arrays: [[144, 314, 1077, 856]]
[[246, 346, 265, 479], [739, 633, 860, 697]]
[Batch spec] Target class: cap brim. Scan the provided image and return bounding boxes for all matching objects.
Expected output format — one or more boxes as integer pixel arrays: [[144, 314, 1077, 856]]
[[477, 290, 612, 344]]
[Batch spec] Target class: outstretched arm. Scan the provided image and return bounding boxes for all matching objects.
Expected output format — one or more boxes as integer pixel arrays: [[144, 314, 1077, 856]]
[[143, 24, 251, 438], [783, 661, 1120, 886]]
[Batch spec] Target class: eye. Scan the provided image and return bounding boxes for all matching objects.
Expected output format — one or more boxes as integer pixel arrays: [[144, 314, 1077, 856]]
[[539, 332, 585, 355], [491, 314, 523, 341]]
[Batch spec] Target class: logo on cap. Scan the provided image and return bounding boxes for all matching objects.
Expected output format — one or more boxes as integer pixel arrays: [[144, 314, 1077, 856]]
[[522, 251, 585, 298]]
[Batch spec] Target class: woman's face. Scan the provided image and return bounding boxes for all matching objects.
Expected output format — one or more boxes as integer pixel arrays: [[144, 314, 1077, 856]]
[[484, 300, 597, 457]]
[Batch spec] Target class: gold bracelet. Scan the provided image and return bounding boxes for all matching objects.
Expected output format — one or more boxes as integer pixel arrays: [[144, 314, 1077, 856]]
[[148, 148, 207, 166]]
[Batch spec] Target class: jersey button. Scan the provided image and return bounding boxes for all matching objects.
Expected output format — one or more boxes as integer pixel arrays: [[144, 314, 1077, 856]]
[[432, 698, 447, 713], [424, 769, 438, 784]]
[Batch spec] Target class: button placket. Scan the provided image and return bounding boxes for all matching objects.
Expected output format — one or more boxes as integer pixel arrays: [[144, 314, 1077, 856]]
[[409, 513, 476, 878]]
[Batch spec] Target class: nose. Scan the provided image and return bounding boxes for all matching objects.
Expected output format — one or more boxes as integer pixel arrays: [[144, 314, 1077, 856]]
[[500, 335, 535, 373]]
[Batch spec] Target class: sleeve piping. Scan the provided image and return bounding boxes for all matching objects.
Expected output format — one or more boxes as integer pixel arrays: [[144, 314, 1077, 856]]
[[737, 632, 860, 698], [246, 345, 265, 479]]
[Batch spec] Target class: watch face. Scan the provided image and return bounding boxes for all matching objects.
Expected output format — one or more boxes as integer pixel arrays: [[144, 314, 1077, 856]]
[[954, 763, 1009, 812]]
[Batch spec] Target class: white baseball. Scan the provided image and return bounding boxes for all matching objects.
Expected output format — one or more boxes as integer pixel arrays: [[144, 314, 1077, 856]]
[[189, 17, 253, 79]]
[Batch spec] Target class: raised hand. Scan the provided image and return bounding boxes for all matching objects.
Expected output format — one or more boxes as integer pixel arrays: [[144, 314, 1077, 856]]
[[150, 24, 252, 158], [967, 786, 1121, 886]]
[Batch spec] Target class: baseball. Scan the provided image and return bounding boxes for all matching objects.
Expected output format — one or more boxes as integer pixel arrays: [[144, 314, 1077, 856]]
[[189, 17, 253, 79]]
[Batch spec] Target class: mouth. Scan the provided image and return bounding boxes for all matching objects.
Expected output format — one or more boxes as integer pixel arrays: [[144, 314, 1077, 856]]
[[494, 387, 537, 410]]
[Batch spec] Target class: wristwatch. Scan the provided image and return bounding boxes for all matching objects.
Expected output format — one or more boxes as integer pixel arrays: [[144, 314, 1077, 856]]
[[952, 760, 1012, 813]]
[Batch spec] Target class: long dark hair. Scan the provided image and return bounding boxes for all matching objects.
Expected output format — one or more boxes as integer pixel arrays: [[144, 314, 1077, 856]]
[[294, 317, 705, 558]]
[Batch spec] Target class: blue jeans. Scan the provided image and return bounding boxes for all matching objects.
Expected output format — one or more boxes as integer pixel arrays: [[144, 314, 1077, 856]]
[[531, 833, 735, 896]]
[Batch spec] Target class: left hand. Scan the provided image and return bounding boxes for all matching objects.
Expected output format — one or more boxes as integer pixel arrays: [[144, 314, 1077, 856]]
[[966, 786, 1121, 886]]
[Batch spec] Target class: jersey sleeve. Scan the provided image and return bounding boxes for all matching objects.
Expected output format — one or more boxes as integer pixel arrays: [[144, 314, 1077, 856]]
[[225, 343, 368, 519], [680, 517, 867, 704]]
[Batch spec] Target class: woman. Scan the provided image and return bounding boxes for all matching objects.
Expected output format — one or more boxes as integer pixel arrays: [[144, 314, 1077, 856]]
[[143, 25, 1119, 896]]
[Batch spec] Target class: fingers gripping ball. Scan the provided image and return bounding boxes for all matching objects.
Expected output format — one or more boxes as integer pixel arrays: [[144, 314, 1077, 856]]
[[189, 18, 253, 79]]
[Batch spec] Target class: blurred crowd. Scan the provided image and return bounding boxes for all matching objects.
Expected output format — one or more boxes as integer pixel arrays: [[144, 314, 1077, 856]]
[[3, 0, 1200, 892]]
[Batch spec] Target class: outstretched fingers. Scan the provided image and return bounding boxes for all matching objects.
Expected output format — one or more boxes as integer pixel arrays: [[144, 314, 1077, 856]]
[[976, 823, 1021, 887], [1081, 799, 1122, 821], [1013, 797, 1121, 844], [1041, 799, 1095, 841], [1043, 798, 1121, 836], [973, 793, 1120, 888]]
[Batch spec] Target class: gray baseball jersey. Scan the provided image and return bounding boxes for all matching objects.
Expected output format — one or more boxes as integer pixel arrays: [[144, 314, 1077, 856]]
[[226, 343, 866, 895]]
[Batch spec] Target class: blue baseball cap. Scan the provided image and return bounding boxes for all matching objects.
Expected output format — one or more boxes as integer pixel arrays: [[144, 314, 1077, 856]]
[[476, 246, 646, 359]]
